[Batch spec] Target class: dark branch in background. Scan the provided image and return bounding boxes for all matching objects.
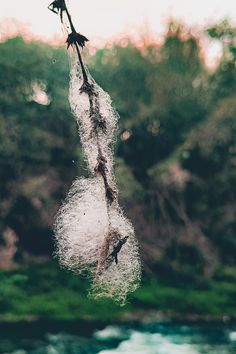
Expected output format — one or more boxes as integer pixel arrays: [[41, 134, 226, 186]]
[[48, 0, 126, 275]]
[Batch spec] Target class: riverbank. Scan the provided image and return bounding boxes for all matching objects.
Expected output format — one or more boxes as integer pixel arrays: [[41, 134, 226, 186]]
[[0, 261, 236, 324]]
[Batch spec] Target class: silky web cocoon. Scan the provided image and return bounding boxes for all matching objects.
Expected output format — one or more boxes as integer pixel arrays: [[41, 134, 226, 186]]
[[54, 57, 141, 304]]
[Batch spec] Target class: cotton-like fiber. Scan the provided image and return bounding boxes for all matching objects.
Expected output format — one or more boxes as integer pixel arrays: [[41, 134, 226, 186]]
[[54, 40, 141, 303]]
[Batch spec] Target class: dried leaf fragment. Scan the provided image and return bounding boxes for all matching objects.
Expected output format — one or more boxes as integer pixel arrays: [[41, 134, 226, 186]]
[[66, 32, 89, 49], [48, 0, 66, 21]]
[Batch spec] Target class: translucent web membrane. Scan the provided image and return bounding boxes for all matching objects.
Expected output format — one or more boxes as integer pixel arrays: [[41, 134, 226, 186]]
[[53, 5, 141, 304]]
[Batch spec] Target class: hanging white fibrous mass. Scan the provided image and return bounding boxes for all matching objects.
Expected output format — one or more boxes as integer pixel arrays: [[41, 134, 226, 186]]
[[49, 0, 141, 304]]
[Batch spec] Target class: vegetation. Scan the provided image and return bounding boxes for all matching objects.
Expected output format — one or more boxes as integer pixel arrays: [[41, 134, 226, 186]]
[[0, 19, 236, 321], [1, 262, 236, 321]]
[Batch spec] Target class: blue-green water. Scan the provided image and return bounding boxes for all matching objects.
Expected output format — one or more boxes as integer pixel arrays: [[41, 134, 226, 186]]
[[1, 322, 236, 354]]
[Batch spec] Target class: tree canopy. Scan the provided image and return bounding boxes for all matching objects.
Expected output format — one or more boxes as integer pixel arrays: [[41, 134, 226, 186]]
[[1, 21, 236, 284]]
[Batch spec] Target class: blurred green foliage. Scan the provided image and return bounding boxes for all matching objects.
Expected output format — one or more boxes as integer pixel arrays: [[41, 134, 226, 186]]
[[1, 20, 236, 319], [1, 262, 236, 321]]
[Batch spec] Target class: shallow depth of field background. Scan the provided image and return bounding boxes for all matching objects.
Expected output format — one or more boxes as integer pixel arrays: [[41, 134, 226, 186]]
[[1, 0, 236, 353]]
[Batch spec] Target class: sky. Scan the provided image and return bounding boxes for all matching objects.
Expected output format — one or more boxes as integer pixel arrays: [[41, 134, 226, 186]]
[[0, 0, 236, 66], [0, 0, 236, 42]]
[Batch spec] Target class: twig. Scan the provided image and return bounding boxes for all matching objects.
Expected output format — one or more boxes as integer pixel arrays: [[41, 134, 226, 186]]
[[49, 0, 124, 277], [49, 0, 88, 82]]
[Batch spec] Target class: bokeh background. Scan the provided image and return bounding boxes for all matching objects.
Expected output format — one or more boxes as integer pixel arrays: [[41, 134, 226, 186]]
[[1, 0, 236, 353]]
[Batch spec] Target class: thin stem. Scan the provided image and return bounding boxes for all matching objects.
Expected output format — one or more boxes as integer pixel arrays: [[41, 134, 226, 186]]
[[64, 6, 76, 33], [63, 1, 88, 83], [74, 42, 88, 83]]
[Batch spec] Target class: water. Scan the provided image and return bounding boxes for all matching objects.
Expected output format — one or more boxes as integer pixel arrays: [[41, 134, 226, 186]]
[[1, 322, 236, 354]]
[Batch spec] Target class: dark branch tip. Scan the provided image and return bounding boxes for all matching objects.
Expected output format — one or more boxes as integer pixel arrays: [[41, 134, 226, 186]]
[[66, 32, 89, 49], [48, 0, 66, 13]]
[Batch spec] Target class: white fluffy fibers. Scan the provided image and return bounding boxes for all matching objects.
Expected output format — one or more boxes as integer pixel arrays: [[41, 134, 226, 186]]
[[54, 60, 141, 304]]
